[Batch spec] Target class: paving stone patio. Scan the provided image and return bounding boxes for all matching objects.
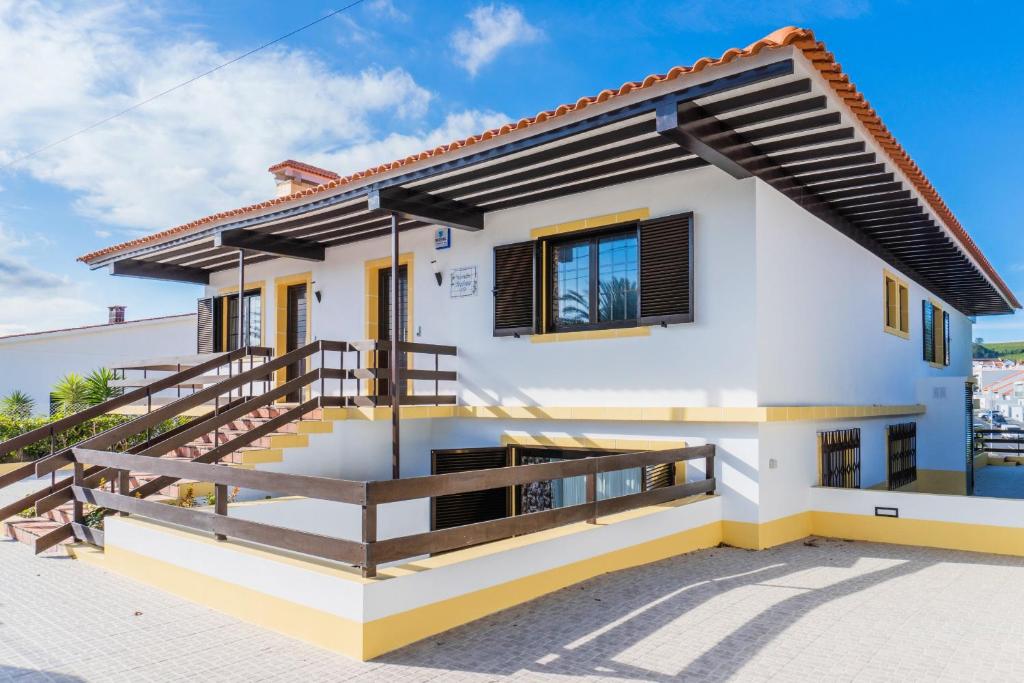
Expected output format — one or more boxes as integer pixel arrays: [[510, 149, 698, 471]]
[[4, 520, 1024, 682]]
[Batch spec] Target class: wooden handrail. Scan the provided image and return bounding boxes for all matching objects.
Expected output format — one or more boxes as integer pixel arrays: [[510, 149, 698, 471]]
[[0, 346, 263, 460], [67, 443, 715, 574], [33, 341, 323, 477]]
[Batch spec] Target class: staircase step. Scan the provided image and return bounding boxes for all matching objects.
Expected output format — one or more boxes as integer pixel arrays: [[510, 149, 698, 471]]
[[3, 517, 72, 556]]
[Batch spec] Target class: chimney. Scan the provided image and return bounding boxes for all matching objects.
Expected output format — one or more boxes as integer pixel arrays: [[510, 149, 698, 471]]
[[268, 160, 340, 198], [108, 305, 126, 324]]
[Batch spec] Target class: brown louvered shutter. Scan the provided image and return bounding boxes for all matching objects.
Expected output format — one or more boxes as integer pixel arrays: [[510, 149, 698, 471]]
[[196, 297, 215, 354], [943, 310, 951, 366], [638, 213, 693, 325], [431, 447, 510, 530], [493, 241, 536, 336]]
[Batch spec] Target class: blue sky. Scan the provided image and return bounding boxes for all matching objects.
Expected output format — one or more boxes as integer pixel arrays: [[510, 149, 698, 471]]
[[1, 0, 1021, 339]]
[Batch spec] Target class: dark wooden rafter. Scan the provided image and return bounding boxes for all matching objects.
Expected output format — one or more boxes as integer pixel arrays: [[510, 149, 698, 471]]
[[110, 258, 209, 284], [214, 228, 325, 261], [367, 186, 484, 231], [90, 56, 1010, 313]]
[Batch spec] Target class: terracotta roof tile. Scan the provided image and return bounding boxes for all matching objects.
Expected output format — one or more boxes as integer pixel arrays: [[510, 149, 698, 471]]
[[268, 159, 340, 181], [77, 26, 1019, 309]]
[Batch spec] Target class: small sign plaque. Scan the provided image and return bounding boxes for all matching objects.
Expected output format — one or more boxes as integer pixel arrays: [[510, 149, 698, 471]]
[[450, 266, 477, 298], [434, 227, 451, 250]]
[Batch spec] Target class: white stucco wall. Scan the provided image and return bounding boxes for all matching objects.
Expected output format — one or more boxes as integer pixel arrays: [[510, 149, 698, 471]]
[[754, 179, 972, 407], [0, 315, 195, 413], [209, 167, 759, 408]]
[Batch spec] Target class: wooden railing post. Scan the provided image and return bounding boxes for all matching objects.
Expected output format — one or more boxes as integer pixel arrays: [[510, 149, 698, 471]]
[[362, 502, 377, 578], [705, 447, 715, 495], [72, 461, 85, 526], [586, 458, 597, 524], [214, 483, 228, 541], [118, 469, 130, 517]]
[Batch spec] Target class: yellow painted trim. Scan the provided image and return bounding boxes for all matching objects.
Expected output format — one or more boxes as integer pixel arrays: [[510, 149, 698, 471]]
[[500, 433, 685, 450], [882, 270, 909, 339], [218, 280, 267, 348], [360, 518, 718, 659], [722, 512, 812, 550], [85, 509, 720, 661], [809, 510, 1024, 558], [305, 404, 926, 424], [530, 326, 651, 343], [530, 207, 650, 239], [364, 253, 415, 396], [273, 272, 313, 400], [73, 544, 366, 660], [531, 207, 649, 338], [268, 433, 309, 449]]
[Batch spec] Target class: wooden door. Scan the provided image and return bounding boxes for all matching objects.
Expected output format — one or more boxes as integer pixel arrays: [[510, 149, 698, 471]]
[[376, 265, 408, 399], [284, 283, 307, 403]]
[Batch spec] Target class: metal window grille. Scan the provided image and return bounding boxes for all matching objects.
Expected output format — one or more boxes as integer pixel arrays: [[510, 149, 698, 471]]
[[819, 428, 861, 488], [886, 422, 917, 490], [965, 382, 975, 495]]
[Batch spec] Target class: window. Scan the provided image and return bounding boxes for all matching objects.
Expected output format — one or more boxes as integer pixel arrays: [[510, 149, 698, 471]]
[[886, 422, 917, 490], [922, 299, 950, 366], [818, 428, 861, 489], [226, 290, 262, 350], [196, 290, 262, 354], [883, 271, 909, 338], [492, 211, 693, 337], [550, 230, 639, 330]]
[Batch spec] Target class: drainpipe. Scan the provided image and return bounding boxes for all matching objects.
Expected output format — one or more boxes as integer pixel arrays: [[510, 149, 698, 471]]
[[390, 212, 401, 479]]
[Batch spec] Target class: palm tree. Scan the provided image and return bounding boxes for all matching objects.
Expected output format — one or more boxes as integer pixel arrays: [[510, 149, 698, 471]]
[[50, 373, 90, 415], [84, 368, 121, 405], [0, 390, 35, 419], [555, 277, 638, 325]]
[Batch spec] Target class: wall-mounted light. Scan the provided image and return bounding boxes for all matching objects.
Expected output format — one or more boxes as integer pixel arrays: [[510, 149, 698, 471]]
[[314, 290, 322, 303], [431, 259, 443, 287]]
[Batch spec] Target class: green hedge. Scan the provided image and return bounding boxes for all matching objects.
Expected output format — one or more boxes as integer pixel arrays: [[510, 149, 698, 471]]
[[0, 413, 186, 464]]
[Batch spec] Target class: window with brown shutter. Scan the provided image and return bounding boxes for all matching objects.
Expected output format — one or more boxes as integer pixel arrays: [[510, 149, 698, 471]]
[[493, 241, 536, 336], [638, 212, 693, 326], [431, 447, 511, 530], [196, 297, 215, 354], [922, 300, 951, 367], [494, 211, 694, 337]]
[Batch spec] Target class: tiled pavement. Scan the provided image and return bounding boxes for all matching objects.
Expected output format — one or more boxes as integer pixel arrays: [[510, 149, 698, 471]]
[[4, 480, 1024, 681]]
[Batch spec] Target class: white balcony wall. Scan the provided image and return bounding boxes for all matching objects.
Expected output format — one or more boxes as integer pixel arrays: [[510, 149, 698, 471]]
[[210, 167, 759, 408]]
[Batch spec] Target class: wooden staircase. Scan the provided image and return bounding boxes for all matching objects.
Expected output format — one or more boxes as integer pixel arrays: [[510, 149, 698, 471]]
[[2, 404, 321, 554]]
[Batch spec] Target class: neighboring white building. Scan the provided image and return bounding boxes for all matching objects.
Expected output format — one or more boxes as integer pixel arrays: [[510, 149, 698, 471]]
[[7, 26, 1021, 660], [0, 307, 195, 413]]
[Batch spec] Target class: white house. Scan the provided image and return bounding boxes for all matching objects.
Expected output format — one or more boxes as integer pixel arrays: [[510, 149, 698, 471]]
[[0, 307, 195, 413], [3, 26, 1020, 660]]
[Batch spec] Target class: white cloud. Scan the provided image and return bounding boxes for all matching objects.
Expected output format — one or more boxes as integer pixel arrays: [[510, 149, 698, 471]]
[[0, 224, 97, 335], [314, 109, 512, 178], [0, 1, 434, 232], [94, 230, 112, 238], [451, 4, 542, 76]]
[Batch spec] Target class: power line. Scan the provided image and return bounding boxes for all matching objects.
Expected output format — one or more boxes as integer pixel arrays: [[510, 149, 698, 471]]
[[1, 0, 367, 170]]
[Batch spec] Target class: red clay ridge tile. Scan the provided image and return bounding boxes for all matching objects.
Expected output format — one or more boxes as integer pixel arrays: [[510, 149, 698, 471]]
[[268, 159, 340, 181], [77, 26, 1019, 309]]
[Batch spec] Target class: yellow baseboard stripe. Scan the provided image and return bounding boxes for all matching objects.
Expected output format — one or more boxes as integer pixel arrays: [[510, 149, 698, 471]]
[[79, 519, 721, 661], [809, 511, 1024, 557], [361, 520, 721, 659], [722, 512, 812, 550], [74, 544, 366, 659]]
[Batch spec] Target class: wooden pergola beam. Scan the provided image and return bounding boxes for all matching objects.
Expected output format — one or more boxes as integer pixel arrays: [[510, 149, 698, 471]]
[[368, 186, 485, 231], [214, 228, 325, 261], [110, 259, 209, 285]]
